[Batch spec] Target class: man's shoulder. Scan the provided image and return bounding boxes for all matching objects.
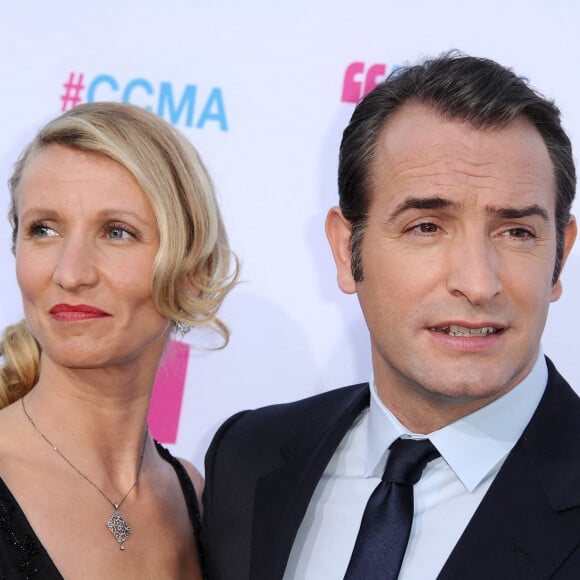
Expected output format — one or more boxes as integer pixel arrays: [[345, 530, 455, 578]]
[[247, 382, 370, 422], [544, 357, 580, 414], [529, 357, 580, 440], [208, 383, 369, 456]]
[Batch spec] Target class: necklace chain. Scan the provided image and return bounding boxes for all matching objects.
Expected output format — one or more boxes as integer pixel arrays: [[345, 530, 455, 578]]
[[21, 396, 148, 550]]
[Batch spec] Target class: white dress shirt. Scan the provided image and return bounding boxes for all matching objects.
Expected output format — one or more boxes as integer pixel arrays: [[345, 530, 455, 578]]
[[283, 353, 547, 579]]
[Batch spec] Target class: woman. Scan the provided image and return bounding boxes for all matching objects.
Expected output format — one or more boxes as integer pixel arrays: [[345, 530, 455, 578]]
[[0, 102, 237, 578]]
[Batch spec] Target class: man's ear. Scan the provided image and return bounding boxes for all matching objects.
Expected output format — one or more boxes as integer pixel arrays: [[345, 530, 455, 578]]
[[325, 206, 357, 294], [552, 215, 577, 302]]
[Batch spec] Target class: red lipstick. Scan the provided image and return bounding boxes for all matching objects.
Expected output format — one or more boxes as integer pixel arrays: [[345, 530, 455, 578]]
[[49, 304, 111, 321]]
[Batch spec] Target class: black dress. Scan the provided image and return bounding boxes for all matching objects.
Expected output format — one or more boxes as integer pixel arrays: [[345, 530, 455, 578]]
[[0, 441, 203, 579]]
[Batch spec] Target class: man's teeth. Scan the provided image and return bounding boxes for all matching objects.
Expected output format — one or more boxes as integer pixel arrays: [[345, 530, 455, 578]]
[[431, 324, 499, 337]]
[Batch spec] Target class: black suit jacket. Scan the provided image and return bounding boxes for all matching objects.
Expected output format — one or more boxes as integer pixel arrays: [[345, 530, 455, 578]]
[[202, 359, 580, 579]]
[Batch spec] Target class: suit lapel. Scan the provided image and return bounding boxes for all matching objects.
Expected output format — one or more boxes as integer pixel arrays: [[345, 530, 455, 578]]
[[439, 359, 580, 578], [249, 384, 370, 580]]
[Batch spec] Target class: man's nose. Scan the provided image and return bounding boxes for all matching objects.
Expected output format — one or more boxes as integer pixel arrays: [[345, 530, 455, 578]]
[[445, 235, 502, 305]]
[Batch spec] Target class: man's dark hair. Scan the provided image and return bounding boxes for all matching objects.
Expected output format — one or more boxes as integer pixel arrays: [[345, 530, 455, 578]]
[[338, 51, 576, 284]]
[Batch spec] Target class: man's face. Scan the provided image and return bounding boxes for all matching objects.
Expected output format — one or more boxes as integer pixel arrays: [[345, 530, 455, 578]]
[[327, 103, 576, 431]]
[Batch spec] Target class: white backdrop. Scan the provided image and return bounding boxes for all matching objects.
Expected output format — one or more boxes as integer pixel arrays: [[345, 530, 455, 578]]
[[1, 0, 579, 470]]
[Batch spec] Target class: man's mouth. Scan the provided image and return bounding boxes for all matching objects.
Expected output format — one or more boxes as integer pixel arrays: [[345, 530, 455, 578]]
[[429, 324, 501, 337]]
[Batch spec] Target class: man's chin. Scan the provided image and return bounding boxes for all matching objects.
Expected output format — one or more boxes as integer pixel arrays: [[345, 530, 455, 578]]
[[417, 375, 518, 413]]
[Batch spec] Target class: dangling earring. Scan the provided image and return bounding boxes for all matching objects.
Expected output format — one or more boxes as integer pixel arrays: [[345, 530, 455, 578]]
[[173, 319, 192, 339]]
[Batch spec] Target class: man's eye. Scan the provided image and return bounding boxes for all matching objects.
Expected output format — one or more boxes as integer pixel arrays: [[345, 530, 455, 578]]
[[415, 222, 439, 234], [506, 227, 535, 239]]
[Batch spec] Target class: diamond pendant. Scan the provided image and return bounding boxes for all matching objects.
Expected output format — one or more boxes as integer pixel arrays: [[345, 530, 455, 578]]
[[106, 508, 131, 550]]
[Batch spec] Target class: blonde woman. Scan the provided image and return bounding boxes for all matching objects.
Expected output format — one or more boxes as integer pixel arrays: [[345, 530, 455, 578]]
[[0, 102, 237, 579]]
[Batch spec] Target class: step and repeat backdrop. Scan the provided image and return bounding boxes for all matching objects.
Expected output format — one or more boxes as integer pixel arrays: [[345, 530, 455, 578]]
[[1, 1, 579, 469]]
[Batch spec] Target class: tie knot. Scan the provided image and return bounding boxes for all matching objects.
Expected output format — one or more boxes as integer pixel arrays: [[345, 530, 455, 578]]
[[382, 438, 440, 485]]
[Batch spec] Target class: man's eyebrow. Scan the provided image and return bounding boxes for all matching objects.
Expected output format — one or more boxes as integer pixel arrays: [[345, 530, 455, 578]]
[[488, 204, 550, 221], [387, 197, 458, 222], [386, 197, 550, 223]]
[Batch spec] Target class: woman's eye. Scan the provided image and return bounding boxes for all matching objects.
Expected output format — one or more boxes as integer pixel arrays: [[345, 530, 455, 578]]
[[29, 223, 57, 238], [106, 225, 135, 240]]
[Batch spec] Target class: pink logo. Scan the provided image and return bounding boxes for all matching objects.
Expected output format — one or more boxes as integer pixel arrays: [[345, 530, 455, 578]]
[[341, 62, 391, 103], [61, 72, 85, 112], [148, 340, 190, 443]]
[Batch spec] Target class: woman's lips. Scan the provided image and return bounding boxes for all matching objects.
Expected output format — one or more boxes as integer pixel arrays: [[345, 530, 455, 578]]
[[49, 304, 112, 321]]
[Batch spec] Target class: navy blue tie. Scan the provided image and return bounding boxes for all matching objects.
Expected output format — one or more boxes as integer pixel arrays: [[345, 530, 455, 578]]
[[344, 438, 440, 580]]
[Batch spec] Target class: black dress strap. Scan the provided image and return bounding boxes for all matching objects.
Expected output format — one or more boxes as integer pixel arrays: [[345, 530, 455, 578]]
[[0, 478, 63, 579], [154, 441, 206, 578]]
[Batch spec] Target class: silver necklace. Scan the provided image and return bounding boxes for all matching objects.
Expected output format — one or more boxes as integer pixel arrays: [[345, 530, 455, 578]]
[[21, 397, 148, 551]]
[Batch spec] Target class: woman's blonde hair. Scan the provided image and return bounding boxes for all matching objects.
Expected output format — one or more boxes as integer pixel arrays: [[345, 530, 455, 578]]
[[0, 102, 238, 407]]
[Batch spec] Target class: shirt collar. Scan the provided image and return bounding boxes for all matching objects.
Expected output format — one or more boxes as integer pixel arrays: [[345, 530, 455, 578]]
[[366, 351, 547, 491]]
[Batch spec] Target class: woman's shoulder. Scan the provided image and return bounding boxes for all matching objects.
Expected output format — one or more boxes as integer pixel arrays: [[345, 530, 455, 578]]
[[0, 399, 31, 457], [153, 441, 204, 511], [177, 458, 204, 506], [0, 443, 64, 579]]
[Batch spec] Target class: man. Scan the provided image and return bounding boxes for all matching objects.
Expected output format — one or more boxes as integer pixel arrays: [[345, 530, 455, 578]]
[[202, 53, 580, 579]]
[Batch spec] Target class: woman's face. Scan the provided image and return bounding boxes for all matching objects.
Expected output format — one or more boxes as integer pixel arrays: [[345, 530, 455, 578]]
[[15, 144, 171, 372]]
